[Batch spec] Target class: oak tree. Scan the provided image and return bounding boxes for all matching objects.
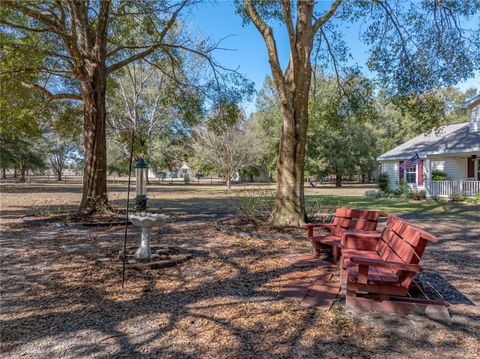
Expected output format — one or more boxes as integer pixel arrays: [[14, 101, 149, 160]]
[[238, 0, 479, 225]]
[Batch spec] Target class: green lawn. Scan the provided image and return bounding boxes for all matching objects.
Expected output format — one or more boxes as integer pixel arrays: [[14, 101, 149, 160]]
[[305, 195, 480, 219]]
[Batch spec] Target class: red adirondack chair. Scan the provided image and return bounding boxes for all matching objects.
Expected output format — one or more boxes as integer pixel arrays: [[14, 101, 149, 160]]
[[343, 215, 446, 315], [305, 208, 384, 264]]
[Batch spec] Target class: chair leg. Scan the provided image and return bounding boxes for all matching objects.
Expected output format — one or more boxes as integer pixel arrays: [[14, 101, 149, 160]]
[[331, 245, 339, 264], [310, 239, 321, 256]]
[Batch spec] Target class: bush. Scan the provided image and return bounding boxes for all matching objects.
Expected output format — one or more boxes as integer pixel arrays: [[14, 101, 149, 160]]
[[465, 193, 480, 204], [305, 197, 343, 223], [364, 190, 380, 198], [233, 188, 275, 223], [450, 192, 466, 202], [432, 170, 447, 181], [378, 173, 389, 191], [411, 189, 426, 200]]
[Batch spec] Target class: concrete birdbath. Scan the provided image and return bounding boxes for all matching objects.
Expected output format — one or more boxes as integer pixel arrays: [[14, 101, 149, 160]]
[[128, 212, 170, 260]]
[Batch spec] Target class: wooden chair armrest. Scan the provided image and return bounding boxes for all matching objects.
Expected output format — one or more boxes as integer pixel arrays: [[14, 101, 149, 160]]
[[304, 223, 335, 229], [305, 223, 336, 237], [342, 231, 381, 249], [350, 257, 423, 272]]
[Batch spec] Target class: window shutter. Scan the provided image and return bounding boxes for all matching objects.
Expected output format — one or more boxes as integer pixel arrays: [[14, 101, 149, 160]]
[[467, 157, 475, 178], [417, 160, 423, 185], [399, 161, 404, 180]]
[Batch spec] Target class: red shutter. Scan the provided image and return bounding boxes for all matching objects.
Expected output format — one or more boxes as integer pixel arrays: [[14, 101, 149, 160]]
[[399, 161, 404, 180], [467, 157, 475, 178], [417, 160, 423, 185]]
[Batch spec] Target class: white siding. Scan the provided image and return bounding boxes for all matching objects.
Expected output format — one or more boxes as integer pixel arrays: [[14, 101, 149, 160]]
[[381, 161, 400, 190], [431, 157, 468, 180]]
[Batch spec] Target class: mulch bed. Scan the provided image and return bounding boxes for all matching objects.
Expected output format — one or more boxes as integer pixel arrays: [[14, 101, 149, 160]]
[[1, 186, 479, 358]]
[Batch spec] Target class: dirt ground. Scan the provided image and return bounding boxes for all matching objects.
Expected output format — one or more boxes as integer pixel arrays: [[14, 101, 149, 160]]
[[1, 183, 479, 358]]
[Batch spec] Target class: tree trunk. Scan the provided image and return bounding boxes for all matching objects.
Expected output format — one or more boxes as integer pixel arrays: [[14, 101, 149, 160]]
[[335, 175, 342, 187], [13, 167, 17, 178], [79, 71, 108, 212], [1, 168, 5, 178], [270, 98, 309, 226], [19, 167, 26, 182], [56, 172, 62, 181]]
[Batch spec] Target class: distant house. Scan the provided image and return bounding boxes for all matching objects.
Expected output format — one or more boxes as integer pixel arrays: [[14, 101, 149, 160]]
[[377, 94, 480, 198]]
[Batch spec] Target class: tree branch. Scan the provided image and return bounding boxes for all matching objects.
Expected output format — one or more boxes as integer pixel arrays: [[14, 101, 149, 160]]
[[281, 0, 295, 50], [244, 0, 287, 104], [20, 82, 82, 101], [106, 0, 188, 74], [313, 0, 342, 33]]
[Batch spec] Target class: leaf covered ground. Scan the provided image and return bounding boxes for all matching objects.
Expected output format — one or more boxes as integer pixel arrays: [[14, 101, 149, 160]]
[[1, 183, 479, 358]]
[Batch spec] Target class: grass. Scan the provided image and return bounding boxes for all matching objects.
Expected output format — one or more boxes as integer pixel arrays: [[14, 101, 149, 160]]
[[305, 195, 480, 220]]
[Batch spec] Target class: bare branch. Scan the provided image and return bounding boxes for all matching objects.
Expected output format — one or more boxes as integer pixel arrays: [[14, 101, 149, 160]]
[[244, 0, 287, 104], [313, 0, 342, 33], [281, 0, 295, 50]]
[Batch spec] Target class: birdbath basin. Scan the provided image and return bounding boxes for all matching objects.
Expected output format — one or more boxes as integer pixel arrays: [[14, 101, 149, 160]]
[[128, 212, 170, 260]]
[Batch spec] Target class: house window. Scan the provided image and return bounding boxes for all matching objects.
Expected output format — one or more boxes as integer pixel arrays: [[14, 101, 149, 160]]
[[405, 166, 417, 184]]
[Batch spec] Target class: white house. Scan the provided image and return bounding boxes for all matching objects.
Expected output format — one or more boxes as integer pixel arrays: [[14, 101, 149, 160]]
[[377, 94, 480, 198]]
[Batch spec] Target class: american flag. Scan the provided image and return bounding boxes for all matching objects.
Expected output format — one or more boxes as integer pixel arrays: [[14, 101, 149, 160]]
[[400, 153, 420, 169]]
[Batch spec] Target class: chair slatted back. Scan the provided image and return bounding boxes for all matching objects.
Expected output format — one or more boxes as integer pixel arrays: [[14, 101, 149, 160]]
[[331, 208, 382, 233], [375, 216, 438, 289]]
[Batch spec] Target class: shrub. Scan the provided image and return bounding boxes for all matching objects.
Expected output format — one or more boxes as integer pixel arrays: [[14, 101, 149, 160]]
[[432, 171, 447, 181], [394, 179, 412, 198], [233, 188, 275, 223], [378, 173, 389, 192], [364, 190, 380, 198], [305, 197, 343, 223], [411, 189, 427, 200], [450, 192, 466, 202], [465, 193, 480, 204]]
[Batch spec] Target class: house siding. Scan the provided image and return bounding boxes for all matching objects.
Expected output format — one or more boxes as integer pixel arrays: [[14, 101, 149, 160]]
[[382, 161, 400, 190], [431, 157, 468, 180]]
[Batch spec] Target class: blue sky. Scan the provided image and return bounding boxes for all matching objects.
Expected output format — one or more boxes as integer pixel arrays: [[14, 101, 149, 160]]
[[188, 1, 479, 112]]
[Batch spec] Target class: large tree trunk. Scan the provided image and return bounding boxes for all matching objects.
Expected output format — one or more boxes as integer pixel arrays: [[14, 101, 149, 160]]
[[270, 100, 309, 226], [79, 70, 108, 212]]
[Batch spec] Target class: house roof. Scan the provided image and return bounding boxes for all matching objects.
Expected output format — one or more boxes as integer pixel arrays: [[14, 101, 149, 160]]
[[463, 93, 480, 109], [377, 122, 480, 161]]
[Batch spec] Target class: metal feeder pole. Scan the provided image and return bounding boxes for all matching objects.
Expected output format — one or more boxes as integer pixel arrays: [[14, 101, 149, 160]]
[[122, 130, 135, 288]]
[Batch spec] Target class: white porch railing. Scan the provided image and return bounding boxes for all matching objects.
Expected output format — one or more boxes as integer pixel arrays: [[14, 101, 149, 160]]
[[430, 180, 480, 198]]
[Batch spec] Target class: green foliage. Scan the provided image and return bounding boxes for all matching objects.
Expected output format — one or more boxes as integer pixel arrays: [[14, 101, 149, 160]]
[[465, 193, 480, 204], [450, 192, 466, 202], [306, 75, 377, 182], [378, 173, 389, 192], [432, 171, 447, 181], [0, 133, 47, 176]]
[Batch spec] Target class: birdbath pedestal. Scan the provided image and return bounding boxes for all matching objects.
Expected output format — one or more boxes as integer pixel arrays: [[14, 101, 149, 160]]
[[128, 212, 170, 260]]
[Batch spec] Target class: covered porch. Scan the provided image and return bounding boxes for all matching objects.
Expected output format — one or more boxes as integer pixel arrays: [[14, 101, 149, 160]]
[[425, 153, 480, 198]]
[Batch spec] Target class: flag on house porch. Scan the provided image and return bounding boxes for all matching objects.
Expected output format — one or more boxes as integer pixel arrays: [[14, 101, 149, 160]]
[[400, 153, 420, 169]]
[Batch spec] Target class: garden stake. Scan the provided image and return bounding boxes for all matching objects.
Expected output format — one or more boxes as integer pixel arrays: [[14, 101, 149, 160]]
[[122, 130, 135, 288]]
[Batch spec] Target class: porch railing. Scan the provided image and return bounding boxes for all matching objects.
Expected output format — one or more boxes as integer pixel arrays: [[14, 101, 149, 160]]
[[430, 180, 480, 198]]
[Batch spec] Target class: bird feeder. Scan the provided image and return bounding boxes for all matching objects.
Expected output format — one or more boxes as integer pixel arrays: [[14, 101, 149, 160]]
[[135, 157, 149, 211]]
